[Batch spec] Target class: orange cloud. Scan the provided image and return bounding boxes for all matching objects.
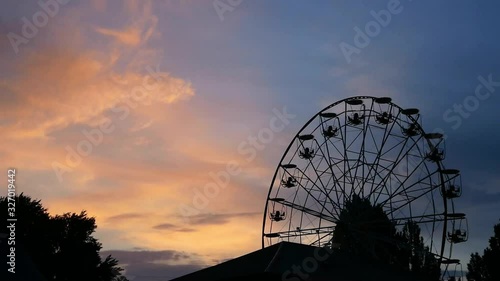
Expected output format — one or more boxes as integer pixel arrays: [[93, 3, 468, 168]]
[[0, 0, 279, 266], [96, 26, 142, 46]]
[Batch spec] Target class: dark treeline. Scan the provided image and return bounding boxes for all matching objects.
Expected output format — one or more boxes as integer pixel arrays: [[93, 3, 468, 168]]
[[1, 194, 127, 281]]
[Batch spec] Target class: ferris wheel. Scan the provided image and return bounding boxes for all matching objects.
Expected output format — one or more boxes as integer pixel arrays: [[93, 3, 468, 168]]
[[262, 96, 467, 278]]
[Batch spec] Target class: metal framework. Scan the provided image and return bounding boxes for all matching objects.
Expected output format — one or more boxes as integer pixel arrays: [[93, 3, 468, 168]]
[[261, 96, 466, 279]]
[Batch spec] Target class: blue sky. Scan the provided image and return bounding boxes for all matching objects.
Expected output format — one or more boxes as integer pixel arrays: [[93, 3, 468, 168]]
[[1, 0, 499, 280]]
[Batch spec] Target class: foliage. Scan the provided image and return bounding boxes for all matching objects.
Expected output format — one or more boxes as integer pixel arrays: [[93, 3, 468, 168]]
[[467, 222, 500, 281], [332, 194, 396, 261], [394, 221, 440, 280], [0, 193, 128, 281], [332, 194, 440, 280]]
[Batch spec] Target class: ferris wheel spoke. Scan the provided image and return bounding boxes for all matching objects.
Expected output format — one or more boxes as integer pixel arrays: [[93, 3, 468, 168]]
[[278, 155, 316, 234], [335, 155, 363, 200], [393, 213, 446, 225], [351, 99, 375, 196], [367, 123, 381, 153], [271, 225, 335, 241], [338, 115, 351, 200], [362, 110, 402, 196], [368, 142, 409, 202], [380, 144, 437, 209], [341, 101, 365, 198], [301, 138, 341, 211], [325, 137, 349, 196], [309, 229, 335, 246], [326, 135, 346, 157], [387, 185, 438, 218], [275, 199, 337, 224], [270, 225, 335, 237], [365, 139, 411, 199], [377, 156, 431, 207], [371, 134, 424, 204], [385, 172, 439, 217], [343, 128, 364, 200], [340, 125, 365, 189], [281, 167, 339, 219], [313, 138, 346, 217]]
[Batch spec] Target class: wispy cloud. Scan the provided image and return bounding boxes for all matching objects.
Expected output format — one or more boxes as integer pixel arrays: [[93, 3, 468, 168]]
[[107, 213, 146, 223], [183, 212, 261, 225], [152, 223, 177, 230]]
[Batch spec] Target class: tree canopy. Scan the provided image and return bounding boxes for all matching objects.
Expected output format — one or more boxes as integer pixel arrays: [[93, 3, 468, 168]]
[[467, 221, 500, 281], [0, 193, 127, 281], [332, 194, 440, 280]]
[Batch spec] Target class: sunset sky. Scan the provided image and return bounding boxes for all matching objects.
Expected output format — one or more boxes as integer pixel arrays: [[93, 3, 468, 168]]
[[1, 0, 499, 280]]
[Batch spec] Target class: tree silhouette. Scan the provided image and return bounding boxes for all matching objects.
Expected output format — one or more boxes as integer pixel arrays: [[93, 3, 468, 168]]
[[332, 194, 440, 280], [394, 221, 440, 280], [0, 193, 127, 281], [468, 252, 487, 281], [332, 194, 396, 262], [467, 221, 500, 281]]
